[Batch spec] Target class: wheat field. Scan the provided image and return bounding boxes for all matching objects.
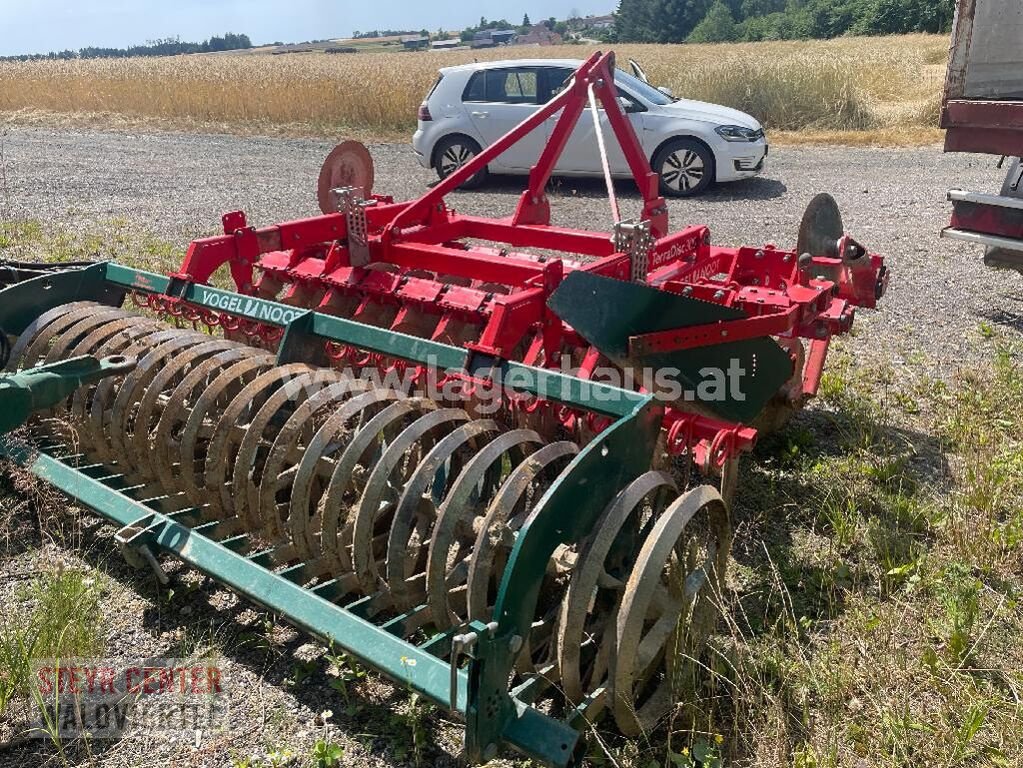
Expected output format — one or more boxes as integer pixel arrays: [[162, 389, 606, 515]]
[[0, 35, 950, 144]]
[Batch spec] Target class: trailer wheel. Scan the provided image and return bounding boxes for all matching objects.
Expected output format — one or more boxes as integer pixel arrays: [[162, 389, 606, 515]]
[[434, 135, 489, 189], [653, 138, 714, 197]]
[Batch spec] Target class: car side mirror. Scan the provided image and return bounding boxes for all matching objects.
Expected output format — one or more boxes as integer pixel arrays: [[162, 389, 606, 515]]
[[618, 96, 642, 114]]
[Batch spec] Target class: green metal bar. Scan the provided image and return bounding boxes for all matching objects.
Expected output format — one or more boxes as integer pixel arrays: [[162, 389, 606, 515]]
[[0, 356, 136, 434], [381, 604, 430, 638], [219, 534, 251, 553], [419, 628, 458, 658], [99, 264, 644, 418], [0, 439, 469, 712]]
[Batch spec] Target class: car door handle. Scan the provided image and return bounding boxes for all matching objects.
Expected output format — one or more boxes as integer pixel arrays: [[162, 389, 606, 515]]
[[471, 111, 489, 118]]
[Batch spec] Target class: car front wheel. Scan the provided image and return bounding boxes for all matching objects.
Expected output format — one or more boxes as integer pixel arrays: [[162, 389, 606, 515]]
[[653, 139, 714, 197], [434, 136, 488, 189]]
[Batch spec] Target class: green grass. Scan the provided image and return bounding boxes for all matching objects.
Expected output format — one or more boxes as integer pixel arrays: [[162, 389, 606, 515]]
[[0, 568, 104, 715], [0, 216, 182, 274]]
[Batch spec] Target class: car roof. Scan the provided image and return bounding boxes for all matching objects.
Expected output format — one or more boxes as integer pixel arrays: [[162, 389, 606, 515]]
[[439, 59, 585, 76]]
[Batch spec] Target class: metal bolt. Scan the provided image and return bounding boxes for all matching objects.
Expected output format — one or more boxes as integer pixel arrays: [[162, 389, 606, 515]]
[[713, 290, 725, 300], [755, 249, 764, 259], [509, 635, 523, 654]]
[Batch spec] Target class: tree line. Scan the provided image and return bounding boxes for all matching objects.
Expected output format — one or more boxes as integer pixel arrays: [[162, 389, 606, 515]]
[[615, 0, 955, 43], [2, 33, 252, 61]]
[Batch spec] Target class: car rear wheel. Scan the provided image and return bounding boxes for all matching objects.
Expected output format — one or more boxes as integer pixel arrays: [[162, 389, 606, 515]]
[[434, 136, 488, 189], [653, 139, 714, 197]]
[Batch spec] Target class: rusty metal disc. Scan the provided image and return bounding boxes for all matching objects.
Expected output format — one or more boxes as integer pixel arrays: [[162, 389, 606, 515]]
[[41, 309, 134, 366], [558, 471, 676, 707], [289, 389, 404, 566], [318, 397, 434, 578], [87, 330, 189, 464], [5, 301, 102, 371], [202, 364, 313, 523], [350, 408, 469, 599], [796, 192, 844, 259], [385, 419, 500, 612], [177, 355, 277, 511], [256, 377, 372, 554], [466, 440, 578, 675], [130, 340, 243, 481], [69, 318, 168, 439], [425, 429, 543, 630], [108, 333, 207, 465], [611, 484, 731, 736], [34, 313, 155, 442], [317, 140, 375, 214], [152, 346, 254, 497], [232, 369, 350, 537]]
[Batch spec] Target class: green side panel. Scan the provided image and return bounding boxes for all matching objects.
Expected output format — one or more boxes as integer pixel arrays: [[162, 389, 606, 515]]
[[0, 264, 123, 335], [548, 271, 793, 423], [466, 396, 663, 765], [103, 263, 171, 295]]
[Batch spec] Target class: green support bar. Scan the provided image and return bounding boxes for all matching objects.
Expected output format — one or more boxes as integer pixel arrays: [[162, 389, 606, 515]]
[[0, 356, 136, 433], [45, 262, 647, 418]]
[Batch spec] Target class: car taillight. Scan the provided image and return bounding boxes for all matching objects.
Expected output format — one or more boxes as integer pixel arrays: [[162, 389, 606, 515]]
[[418, 103, 432, 122]]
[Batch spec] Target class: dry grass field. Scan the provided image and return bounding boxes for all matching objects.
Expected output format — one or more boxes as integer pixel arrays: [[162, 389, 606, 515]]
[[0, 34, 949, 145]]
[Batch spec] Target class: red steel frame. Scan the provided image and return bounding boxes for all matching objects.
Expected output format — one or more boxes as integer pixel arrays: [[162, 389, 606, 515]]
[[159, 51, 887, 469]]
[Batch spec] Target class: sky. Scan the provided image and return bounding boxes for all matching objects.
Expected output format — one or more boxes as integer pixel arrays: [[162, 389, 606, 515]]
[[0, 0, 615, 56]]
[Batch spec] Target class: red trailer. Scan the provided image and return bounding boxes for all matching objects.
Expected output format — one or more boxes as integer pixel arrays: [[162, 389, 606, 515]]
[[941, 0, 1023, 269]]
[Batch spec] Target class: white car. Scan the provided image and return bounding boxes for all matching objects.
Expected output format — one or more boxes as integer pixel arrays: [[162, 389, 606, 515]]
[[412, 59, 768, 197]]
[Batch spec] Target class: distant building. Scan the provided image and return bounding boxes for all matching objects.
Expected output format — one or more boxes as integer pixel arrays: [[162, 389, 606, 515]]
[[400, 35, 429, 50], [471, 29, 517, 48], [586, 15, 616, 30], [431, 38, 462, 50], [516, 24, 563, 46]]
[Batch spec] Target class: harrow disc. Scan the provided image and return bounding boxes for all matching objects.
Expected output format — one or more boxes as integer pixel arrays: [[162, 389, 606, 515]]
[[425, 429, 544, 629], [797, 192, 844, 259], [612, 484, 731, 736], [557, 471, 677, 707], [317, 140, 375, 214]]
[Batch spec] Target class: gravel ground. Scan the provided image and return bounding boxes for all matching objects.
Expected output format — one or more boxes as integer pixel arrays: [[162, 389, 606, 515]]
[[1, 126, 1022, 768]]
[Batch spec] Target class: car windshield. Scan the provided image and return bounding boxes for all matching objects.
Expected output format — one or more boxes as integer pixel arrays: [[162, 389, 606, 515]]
[[614, 70, 675, 106]]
